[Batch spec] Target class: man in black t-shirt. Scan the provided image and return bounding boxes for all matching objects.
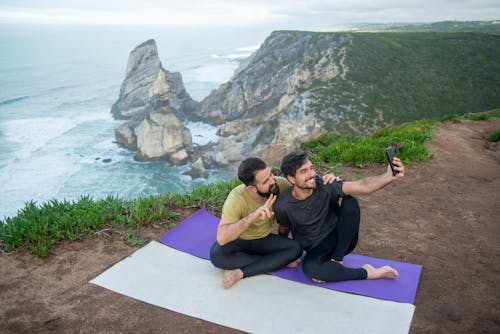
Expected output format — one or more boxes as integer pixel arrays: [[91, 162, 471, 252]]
[[274, 151, 405, 282]]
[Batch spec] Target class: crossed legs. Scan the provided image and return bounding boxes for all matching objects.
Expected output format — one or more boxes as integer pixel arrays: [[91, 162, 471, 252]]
[[210, 233, 302, 289], [302, 196, 398, 282]]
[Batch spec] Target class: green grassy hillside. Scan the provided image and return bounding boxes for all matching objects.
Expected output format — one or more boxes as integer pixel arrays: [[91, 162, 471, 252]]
[[392, 20, 500, 35], [307, 31, 500, 133]]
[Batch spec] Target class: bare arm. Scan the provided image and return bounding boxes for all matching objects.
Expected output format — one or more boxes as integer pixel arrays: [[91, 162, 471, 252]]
[[216, 194, 276, 245], [342, 157, 405, 196]]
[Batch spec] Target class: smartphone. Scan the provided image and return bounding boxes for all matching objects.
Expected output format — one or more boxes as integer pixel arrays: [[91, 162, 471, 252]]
[[385, 147, 399, 176]]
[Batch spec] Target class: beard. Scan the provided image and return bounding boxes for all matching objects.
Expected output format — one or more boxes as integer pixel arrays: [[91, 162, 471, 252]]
[[257, 183, 280, 198], [295, 176, 317, 190]]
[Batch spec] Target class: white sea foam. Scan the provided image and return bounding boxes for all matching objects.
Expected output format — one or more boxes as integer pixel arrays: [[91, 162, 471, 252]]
[[0, 25, 264, 219], [184, 63, 237, 84], [1, 117, 77, 158], [235, 44, 260, 52], [184, 121, 219, 146], [0, 151, 80, 218], [211, 53, 249, 60]]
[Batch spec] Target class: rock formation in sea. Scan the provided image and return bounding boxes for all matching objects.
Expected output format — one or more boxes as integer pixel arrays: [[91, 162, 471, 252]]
[[111, 39, 198, 165]]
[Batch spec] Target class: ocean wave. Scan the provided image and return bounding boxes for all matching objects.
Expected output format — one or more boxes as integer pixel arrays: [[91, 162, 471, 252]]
[[184, 121, 219, 146], [185, 63, 238, 84], [1, 117, 77, 157], [44, 84, 83, 94], [210, 53, 250, 61], [235, 44, 260, 52], [0, 96, 30, 106]]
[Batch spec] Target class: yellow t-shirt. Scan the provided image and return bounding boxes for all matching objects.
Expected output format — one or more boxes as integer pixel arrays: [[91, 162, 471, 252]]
[[221, 176, 291, 240]]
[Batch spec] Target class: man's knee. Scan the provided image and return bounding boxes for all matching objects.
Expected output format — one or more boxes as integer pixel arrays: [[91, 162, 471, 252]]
[[209, 242, 224, 268], [340, 196, 360, 217]]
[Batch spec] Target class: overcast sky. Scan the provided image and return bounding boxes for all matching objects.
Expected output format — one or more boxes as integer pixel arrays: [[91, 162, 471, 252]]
[[0, 0, 498, 29]]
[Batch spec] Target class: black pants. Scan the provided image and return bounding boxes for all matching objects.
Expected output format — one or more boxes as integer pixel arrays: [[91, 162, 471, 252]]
[[210, 234, 303, 278], [302, 196, 368, 282]]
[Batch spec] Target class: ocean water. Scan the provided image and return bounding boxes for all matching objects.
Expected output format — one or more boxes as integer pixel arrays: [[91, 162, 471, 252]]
[[0, 24, 272, 219]]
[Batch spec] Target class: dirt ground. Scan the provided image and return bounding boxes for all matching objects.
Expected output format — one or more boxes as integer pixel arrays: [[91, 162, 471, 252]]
[[1, 119, 499, 334]]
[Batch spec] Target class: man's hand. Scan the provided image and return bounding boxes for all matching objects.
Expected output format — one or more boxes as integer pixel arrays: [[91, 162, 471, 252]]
[[217, 194, 277, 246], [322, 173, 341, 184], [253, 194, 277, 221], [388, 157, 405, 178]]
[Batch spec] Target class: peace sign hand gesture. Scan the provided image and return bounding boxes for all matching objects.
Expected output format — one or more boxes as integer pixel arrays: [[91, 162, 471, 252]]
[[253, 194, 277, 221]]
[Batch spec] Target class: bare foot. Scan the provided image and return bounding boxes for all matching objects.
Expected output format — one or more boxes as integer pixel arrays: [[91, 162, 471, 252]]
[[362, 264, 399, 279], [223, 269, 244, 289], [312, 278, 325, 283], [287, 258, 301, 268]]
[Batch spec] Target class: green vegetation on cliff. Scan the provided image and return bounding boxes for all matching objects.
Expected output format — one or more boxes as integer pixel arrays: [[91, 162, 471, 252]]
[[392, 20, 500, 35], [306, 31, 500, 133]]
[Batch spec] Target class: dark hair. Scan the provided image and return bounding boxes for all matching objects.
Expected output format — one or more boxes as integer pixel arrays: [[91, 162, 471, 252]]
[[238, 157, 267, 186], [281, 152, 309, 178]]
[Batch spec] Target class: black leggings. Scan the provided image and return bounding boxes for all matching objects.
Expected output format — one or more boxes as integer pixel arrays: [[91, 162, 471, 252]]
[[302, 196, 368, 282], [210, 234, 303, 278]]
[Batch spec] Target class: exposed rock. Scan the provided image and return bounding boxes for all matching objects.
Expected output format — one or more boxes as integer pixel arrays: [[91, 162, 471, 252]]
[[111, 39, 198, 165], [111, 39, 197, 121], [115, 123, 137, 149], [169, 149, 189, 165], [134, 111, 193, 162], [196, 31, 346, 163], [188, 157, 208, 179], [112, 31, 500, 170]]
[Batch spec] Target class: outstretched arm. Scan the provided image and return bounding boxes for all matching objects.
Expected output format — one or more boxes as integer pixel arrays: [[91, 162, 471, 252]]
[[342, 157, 405, 196], [216, 194, 276, 245]]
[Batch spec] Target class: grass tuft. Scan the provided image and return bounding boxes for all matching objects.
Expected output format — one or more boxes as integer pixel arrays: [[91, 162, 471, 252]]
[[301, 119, 436, 169], [489, 130, 500, 142]]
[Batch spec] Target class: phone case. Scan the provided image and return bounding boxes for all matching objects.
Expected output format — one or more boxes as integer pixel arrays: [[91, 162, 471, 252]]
[[385, 147, 399, 176]]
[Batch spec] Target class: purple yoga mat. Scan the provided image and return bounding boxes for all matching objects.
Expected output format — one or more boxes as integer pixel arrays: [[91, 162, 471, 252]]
[[159, 208, 422, 304]]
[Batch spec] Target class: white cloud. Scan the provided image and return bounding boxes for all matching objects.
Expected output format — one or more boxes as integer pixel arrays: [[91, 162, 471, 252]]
[[0, 0, 498, 26]]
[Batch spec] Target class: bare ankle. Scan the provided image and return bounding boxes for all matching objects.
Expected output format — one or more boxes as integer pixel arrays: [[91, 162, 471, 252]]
[[223, 269, 244, 289], [362, 264, 399, 280]]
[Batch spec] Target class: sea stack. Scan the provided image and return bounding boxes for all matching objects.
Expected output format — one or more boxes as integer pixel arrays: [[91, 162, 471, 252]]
[[111, 39, 198, 164]]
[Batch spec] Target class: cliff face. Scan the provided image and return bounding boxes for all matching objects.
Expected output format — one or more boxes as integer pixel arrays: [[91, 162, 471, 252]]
[[197, 31, 349, 165], [196, 30, 500, 166], [111, 39, 197, 164], [111, 31, 500, 171]]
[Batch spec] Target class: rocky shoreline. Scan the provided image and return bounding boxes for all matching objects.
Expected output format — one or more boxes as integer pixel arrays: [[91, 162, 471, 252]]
[[110, 30, 500, 178], [111, 33, 348, 177]]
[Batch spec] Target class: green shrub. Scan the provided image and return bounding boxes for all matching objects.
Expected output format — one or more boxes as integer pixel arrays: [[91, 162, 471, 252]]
[[301, 119, 436, 168], [489, 130, 500, 142], [0, 178, 240, 257]]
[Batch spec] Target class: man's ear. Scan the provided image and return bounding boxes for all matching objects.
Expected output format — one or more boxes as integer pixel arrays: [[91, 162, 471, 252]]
[[286, 175, 295, 185]]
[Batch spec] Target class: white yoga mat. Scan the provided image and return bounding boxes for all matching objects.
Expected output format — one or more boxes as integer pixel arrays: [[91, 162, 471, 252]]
[[90, 241, 415, 334]]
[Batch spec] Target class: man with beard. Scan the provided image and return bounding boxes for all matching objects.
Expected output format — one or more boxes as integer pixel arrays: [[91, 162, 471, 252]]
[[209, 157, 301, 289], [274, 152, 403, 283], [210, 157, 337, 289]]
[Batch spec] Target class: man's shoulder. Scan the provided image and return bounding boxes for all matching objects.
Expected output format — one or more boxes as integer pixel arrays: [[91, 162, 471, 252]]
[[222, 184, 249, 220], [276, 176, 291, 191], [275, 186, 293, 208], [226, 184, 247, 202]]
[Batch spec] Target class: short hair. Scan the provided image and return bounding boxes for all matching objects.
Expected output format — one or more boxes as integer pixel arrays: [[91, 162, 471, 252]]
[[281, 152, 309, 178], [238, 157, 267, 186]]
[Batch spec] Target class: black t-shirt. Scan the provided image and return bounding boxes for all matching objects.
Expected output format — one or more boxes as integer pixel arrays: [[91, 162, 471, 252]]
[[274, 175, 344, 251]]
